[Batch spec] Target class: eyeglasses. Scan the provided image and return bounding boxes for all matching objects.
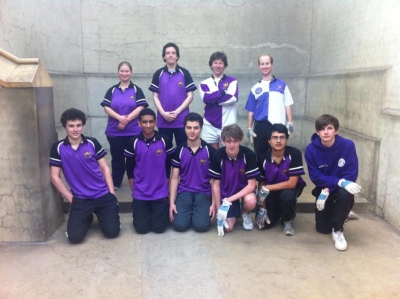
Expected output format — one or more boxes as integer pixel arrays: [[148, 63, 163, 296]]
[[270, 136, 287, 141]]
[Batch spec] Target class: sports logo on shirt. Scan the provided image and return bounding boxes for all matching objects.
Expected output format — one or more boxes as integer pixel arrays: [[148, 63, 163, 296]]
[[255, 87, 262, 95], [84, 151, 92, 158], [239, 168, 245, 174], [277, 85, 284, 91], [338, 158, 346, 167], [130, 95, 135, 100], [223, 82, 229, 89], [199, 159, 207, 165], [156, 149, 164, 156], [178, 81, 183, 87], [283, 169, 289, 174]]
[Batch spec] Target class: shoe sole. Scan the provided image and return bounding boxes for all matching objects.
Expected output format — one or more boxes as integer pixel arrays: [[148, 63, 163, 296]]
[[284, 231, 295, 236]]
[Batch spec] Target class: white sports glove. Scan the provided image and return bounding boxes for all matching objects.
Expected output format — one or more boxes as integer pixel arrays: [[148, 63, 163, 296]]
[[316, 189, 329, 211], [257, 186, 270, 205], [217, 199, 231, 237], [256, 207, 271, 229], [338, 179, 361, 194], [247, 128, 257, 145]]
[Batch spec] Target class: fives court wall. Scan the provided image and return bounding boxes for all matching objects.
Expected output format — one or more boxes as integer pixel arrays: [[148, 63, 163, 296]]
[[1, 0, 399, 231]]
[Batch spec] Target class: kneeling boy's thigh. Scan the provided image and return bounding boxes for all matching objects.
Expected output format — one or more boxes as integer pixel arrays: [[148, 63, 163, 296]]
[[173, 192, 194, 232], [95, 193, 121, 238], [151, 197, 170, 233], [192, 193, 212, 232], [132, 198, 152, 234]]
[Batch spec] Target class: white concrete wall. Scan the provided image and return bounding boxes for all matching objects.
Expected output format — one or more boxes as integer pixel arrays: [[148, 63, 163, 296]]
[[305, 0, 400, 230], [0, 0, 311, 146]]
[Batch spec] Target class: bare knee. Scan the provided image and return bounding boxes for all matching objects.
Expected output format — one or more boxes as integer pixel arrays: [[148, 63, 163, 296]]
[[243, 193, 256, 211]]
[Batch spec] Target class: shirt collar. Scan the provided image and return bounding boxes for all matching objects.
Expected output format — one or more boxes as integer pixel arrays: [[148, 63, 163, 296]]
[[266, 147, 289, 163], [137, 130, 162, 142], [118, 81, 134, 90], [163, 64, 181, 74], [63, 134, 88, 146], [211, 74, 226, 81], [258, 75, 276, 84]]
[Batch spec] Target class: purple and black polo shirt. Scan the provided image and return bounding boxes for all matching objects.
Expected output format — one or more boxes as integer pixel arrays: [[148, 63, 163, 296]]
[[208, 145, 260, 199], [49, 135, 109, 199], [101, 81, 148, 137], [124, 131, 175, 201], [171, 139, 216, 195], [149, 65, 197, 129], [257, 145, 306, 187]]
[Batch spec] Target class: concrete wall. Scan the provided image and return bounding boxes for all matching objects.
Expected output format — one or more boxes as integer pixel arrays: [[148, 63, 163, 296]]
[[1, 0, 400, 230], [0, 0, 312, 146], [304, 0, 400, 230]]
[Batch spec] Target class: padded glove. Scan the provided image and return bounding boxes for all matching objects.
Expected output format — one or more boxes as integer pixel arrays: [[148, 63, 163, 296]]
[[316, 189, 329, 211], [257, 186, 270, 205], [338, 179, 361, 194], [217, 199, 231, 236]]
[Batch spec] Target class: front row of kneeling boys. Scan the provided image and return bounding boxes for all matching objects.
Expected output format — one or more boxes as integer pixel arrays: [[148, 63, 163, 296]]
[[50, 108, 361, 251]]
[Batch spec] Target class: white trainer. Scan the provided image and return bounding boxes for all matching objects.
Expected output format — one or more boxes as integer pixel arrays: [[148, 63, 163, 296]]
[[242, 213, 253, 231], [332, 229, 348, 251], [348, 210, 359, 220]]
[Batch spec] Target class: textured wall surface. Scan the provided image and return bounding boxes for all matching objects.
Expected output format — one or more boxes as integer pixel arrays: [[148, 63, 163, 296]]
[[0, 88, 64, 242], [0, 0, 312, 143], [307, 0, 400, 230]]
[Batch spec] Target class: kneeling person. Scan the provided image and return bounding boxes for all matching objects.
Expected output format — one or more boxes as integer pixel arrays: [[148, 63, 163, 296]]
[[124, 108, 174, 234], [169, 113, 216, 232], [208, 125, 259, 236], [305, 114, 361, 251], [50, 108, 121, 244], [256, 124, 306, 236]]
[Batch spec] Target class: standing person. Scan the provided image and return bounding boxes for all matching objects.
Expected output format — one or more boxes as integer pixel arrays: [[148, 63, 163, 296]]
[[199, 51, 239, 149], [169, 112, 216, 232], [256, 124, 306, 236], [245, 54, 294, 160], [149, 42, 197, 147], [124, 108, 174, 234], [208, 125, 259, 236], [101, 61, 148, 190], [305, 114, 361, 251], [50, 108, 121, 244]]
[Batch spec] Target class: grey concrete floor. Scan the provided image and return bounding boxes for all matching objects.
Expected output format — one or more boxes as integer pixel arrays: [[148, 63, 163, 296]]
[[1, 212, 400, 299]]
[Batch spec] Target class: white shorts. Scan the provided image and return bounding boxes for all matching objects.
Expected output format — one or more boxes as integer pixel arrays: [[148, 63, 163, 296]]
[[201, 123, 222, 144]]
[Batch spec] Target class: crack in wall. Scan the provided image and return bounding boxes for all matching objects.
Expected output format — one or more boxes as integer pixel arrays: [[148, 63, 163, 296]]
[[225, 42, 309, 55]]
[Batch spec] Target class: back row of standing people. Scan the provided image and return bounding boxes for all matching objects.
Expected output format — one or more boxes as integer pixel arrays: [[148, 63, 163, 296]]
[[101, 42, 295, 190]]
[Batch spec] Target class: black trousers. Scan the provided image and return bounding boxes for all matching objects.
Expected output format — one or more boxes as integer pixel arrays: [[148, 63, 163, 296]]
[[312, 188, 354, 234], [66, 193, 121, 244], [253, 120, 272, 161], [262, 185, 303, 229], [158, 127, 187, 147], [132, 197, 170, 234], [107, 135, 133, 187]]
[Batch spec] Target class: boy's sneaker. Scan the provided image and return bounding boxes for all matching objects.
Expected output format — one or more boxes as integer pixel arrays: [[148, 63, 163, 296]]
[[283, 220, 295, 236], [348, 210, 359, 220], [332, 229, 348, 251], [114, 186, 120, 191], [242, 213, 253, 231]]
